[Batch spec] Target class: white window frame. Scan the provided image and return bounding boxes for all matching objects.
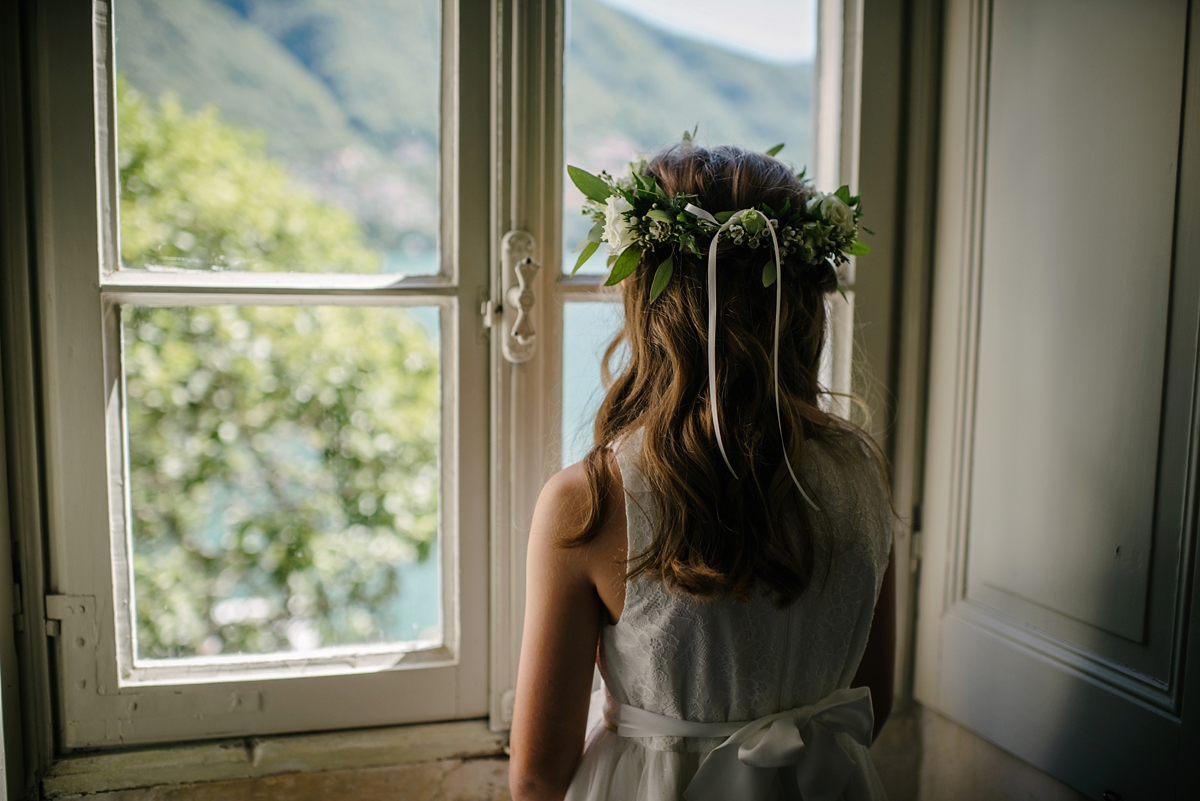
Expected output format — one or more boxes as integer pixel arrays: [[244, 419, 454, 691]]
[[36, 0, 491, 749], [486, 0, 865, 731]]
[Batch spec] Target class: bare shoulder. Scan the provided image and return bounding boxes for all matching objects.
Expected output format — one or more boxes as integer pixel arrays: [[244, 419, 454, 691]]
[[533, 461, 593, 537], [529, 453, 628, 621], [533, 452, 623, 535]]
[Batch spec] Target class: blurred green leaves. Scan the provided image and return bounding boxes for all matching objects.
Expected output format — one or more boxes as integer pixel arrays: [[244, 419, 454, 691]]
[[119, 77, 439, 659], [118, 75, 381, 273]]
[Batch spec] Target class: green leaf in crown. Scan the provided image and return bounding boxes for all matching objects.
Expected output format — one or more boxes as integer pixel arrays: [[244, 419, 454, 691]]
[[566, 138, 869, 299], [567, 165, 615, 204]]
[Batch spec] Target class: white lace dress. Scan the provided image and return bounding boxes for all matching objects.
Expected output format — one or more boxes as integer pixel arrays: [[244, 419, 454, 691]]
[[564, 431, 893, 801]]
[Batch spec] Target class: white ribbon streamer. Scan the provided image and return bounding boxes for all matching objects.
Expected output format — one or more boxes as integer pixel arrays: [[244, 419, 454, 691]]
[[686, 206, 820, 511], [604, 685, 875, 801]]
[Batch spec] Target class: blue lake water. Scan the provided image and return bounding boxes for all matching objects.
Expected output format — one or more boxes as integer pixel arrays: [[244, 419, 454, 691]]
[[562, 302, 626, 467]]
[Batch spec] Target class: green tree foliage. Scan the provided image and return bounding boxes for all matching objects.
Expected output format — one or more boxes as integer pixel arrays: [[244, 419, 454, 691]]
[[119, 77, 439, 658], [118, 74, 381, 272]]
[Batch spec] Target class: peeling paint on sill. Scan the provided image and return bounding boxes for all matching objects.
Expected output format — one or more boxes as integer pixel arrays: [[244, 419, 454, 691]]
[[42, 719, 506, 798]]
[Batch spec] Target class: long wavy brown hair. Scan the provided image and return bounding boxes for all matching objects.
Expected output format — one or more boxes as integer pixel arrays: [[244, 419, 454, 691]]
[[563, 143, 880, 606]]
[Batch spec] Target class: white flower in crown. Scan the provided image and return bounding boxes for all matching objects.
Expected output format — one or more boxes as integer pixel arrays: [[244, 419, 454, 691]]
[[811, 193, 856, 239], [603, 194, 638, 253]]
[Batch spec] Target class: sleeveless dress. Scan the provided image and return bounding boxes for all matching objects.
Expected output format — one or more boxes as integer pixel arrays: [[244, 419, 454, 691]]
[[564, 430, 893, 801]]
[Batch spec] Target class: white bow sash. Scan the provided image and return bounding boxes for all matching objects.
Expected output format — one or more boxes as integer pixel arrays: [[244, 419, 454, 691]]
[[606, 686, 874, 801]]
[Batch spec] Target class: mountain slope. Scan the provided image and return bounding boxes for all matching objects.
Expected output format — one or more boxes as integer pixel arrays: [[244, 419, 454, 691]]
[[567, 0, 813, 162], [115, 0, 362, 163], [218, 0, 440, 154], [118, 0, 812, 165], [115, 0, 815, 264]]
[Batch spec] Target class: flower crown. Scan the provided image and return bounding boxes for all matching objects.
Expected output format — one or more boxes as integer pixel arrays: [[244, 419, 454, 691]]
[[568, 142, 870, 301], [568, 140, 872, 510]]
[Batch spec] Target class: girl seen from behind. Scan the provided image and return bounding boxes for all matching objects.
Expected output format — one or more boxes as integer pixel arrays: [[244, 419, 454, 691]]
[[510, 143, 896, 801]]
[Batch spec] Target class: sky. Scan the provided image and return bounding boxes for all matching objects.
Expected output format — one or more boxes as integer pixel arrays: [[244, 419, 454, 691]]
[[596, 0, 817, 64]]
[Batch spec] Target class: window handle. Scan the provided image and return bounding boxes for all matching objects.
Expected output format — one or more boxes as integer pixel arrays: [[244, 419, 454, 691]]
[[501, 230, 539, 363]]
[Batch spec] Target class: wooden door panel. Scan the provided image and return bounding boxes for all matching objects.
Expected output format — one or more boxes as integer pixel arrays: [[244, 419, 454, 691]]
[[915, 0, 1199, 794], [964, 0, 1189, 679], [940, 614, 1179, 798]]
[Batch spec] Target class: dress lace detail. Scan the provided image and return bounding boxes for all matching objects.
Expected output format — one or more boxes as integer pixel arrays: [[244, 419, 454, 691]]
[[566, 429, 892, 801]]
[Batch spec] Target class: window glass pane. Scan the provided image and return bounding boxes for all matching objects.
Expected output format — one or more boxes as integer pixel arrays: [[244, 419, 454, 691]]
[[563, 0, 817, 274], [562, 301, 625, 467], [114, 0, 439, 275], [122, 305, 442, 660]]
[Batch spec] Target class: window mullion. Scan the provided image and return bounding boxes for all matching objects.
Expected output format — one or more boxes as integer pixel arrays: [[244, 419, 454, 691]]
[[487, 0, 565, 732], [101, 270, 458, 292], [98, 287, 460, 309]]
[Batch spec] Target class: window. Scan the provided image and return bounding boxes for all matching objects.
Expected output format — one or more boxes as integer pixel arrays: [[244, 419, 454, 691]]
[[34, 0, 849, 750], [557, 0, 823, 466], [42, 0, 488, 747], [114, 0, 447, 667]]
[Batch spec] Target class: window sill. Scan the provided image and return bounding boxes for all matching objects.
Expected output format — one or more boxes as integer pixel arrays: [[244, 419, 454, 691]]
[[42, 719, 506, 798]]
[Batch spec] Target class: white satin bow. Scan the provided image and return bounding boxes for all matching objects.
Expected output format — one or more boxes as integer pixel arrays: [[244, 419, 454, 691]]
[[684, 204, 819, 511], [606, 685, 874, 801]]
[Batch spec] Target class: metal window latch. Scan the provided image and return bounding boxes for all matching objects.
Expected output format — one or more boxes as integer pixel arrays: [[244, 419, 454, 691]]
[[500, 230, 539, 364], [480, 298, 501, 329]]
